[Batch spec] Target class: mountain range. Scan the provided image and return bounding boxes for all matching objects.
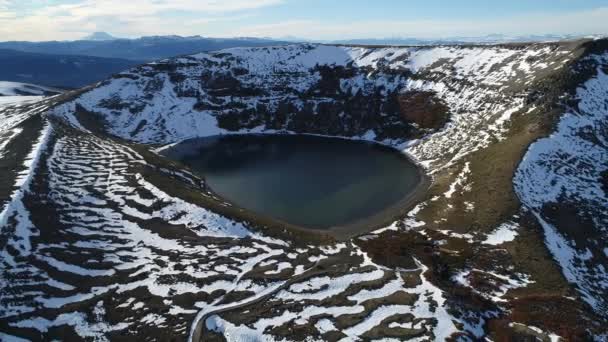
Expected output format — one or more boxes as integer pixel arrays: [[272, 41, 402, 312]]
[[0, 35, 290, 88], [0, 49, 140, 88], [0, 35, 288, 61], [280, 33, 606, 46]]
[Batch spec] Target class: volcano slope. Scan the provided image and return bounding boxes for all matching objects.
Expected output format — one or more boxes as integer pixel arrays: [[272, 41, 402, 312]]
[[1, 40, 607, 341]]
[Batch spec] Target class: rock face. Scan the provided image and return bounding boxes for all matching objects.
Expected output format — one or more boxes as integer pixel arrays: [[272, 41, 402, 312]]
[[1, 41, 607, 341]]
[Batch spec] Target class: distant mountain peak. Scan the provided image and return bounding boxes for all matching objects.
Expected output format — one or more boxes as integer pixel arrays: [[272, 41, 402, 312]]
[[83, 32, 117, 41]]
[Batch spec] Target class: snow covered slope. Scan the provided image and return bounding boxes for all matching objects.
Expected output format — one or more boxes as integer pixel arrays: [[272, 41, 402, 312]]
[[51, 43, 572, 152], [1, 40, 607, 341], [0, 81, 61, 97], [515, 52, 608, 314]]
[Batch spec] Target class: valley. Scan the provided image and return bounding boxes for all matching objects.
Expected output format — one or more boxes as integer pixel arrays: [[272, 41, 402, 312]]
[[0, 39, 607, 341]]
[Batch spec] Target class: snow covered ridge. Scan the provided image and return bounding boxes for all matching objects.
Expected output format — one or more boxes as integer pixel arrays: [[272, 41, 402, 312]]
[[50, 42, 575, 170], [0, 81, 61, 97]]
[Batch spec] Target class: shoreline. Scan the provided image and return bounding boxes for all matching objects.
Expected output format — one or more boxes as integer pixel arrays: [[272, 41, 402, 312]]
[[322, 162, 430, 240]]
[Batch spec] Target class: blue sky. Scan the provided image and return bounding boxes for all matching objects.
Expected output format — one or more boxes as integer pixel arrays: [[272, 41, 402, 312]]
[[259, 0, 608, 22], [0, 0, 607, 41]]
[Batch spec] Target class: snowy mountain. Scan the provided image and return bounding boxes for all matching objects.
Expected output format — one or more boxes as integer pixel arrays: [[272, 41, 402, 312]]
[[82, 32, 118, 41], [1, 39, 607, 341], [0, 81, 62, 108], [0, 81, 61, 96], [329, 34, 603, 46]]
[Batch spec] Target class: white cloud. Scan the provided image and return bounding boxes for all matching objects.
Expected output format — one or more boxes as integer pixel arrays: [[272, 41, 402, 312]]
[[0, 0, 282, 40], [37, 0, 283, 17]]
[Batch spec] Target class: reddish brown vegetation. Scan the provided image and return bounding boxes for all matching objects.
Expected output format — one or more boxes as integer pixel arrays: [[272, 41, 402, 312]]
[[357, 231, 432, 269], [488, 296, 596, 341], [397, 91, 449, 129]]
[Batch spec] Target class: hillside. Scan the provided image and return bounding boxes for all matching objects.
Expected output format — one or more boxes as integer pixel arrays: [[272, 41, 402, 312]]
[[0, 36, 289, 62], [1, 40, 607, 341], [0, 81, 62, 97], [0, 49, 141, 88]]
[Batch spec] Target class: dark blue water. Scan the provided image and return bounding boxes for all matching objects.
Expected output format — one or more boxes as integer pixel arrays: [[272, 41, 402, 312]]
[[162, 134, 421, 230]]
